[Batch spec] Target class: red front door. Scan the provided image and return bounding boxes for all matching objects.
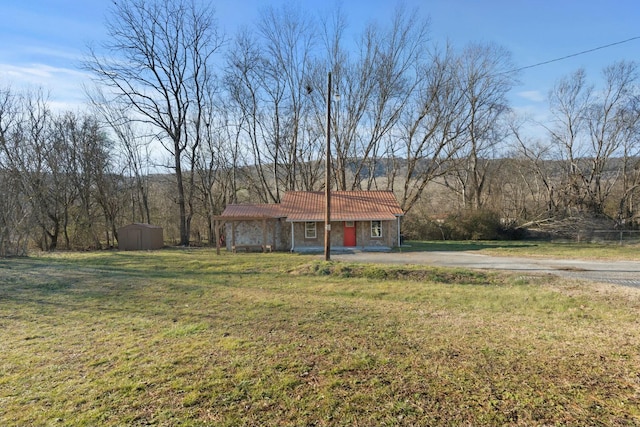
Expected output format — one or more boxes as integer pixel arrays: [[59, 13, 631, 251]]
[[344, 221, 356, 247]]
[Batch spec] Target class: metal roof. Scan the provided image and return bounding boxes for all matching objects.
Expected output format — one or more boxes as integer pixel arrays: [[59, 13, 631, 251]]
[[119, 223, 163, 229], [219, 191, 404, 222], [220, 203, 284, 218], [281, 191, 403, 222]]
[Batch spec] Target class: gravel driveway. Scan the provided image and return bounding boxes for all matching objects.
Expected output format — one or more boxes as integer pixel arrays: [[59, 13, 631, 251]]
[[331, 250, 640, 288]]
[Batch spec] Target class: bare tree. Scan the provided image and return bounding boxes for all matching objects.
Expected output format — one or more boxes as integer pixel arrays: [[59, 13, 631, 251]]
[[193, 88, 235, 245], [0, 87, 29, 256], [546, 68, 594, 215], [0, 91, 80, 250], [18, 92, 65, 249], [87, 87, 153, 225], [225, 29, 277, 203], [392, 44, 468, 213], [584, 61, 639, 215], [87, 0, 224, 245], [546, 63, 640, 218], [50, 112, 116, 249], [616, 94, 640, 225], [258, 3, 318, 197], [444, 42, 517, 210], [318, 10, 377, 191], [510, 115, 560, 218], [318, 5, 430, 191]]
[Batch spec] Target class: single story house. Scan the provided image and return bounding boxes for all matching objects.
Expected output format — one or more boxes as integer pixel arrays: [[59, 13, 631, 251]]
[[218, 191, 404, 252]]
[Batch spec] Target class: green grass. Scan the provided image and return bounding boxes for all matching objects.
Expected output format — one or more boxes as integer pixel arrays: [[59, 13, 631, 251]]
[[2, 249, 640, 426], [402, 240, 640, 260]]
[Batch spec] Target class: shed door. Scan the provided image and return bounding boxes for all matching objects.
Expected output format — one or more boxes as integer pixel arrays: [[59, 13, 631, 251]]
[[133, 229, 142, 250], [344, 221, 356, 247]]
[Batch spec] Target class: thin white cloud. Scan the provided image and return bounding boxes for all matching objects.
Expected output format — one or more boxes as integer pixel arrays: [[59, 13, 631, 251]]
[[23, 45, 86, 63], [0, 63, 89, 96], [0, 62, 91, 111], [517, 90, 545, 103]]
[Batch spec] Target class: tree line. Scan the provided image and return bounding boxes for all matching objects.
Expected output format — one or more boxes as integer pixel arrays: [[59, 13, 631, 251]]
[[1, 0, 639, 254]]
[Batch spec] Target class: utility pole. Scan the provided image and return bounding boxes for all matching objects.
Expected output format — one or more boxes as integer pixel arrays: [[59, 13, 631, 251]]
[[325, 72, 332, 261]]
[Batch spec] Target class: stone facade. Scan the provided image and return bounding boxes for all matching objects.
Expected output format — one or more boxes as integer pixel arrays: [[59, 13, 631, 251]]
[[225, 218, 289, 251], [220, 191, 404, 252], [226, 218, 400, 251], [288, 219, 399, 250]]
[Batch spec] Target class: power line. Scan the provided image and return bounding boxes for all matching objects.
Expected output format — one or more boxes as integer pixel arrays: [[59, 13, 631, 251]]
[[511, 36, 640, 73]]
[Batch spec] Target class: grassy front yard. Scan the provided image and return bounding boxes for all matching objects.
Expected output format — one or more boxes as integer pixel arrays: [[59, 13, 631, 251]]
[[1, 248, 640, 426]]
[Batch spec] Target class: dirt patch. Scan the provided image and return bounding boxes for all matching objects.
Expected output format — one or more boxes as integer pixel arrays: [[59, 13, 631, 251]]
[[554, 266, 589, 272]]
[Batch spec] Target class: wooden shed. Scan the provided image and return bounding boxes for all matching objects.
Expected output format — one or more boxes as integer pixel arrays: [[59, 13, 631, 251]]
[[118, 223, 164, 250]]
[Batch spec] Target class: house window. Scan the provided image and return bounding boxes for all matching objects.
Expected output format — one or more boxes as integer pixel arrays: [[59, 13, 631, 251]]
[[371, 220, 382, 238], [305, 222, 317, 239]]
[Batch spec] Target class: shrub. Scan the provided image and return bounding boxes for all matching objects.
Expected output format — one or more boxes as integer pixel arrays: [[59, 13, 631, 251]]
[[446, 210, 501, 240], [403, 209, 526, 241], [402, 214, 450, 240], [444, 209, 527, 240]]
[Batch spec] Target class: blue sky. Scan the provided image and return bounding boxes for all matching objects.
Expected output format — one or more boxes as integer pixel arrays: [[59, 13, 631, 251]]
[[1, 0, 639, 120]]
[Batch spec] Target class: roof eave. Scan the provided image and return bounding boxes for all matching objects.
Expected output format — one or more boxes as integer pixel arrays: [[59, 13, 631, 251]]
[[286, 217, 400, 222]]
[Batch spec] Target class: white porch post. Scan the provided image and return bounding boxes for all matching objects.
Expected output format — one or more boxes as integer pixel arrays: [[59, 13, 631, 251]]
[[290, 222, 295, 252], [397, 216, 401, 247]]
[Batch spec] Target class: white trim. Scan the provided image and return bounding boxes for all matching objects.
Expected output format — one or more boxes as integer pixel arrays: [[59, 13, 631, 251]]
[[290, 222, 295, 252], [397, 216, 401, 246], [370, 220, 382, 238], [305, 222, 317, 239]]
